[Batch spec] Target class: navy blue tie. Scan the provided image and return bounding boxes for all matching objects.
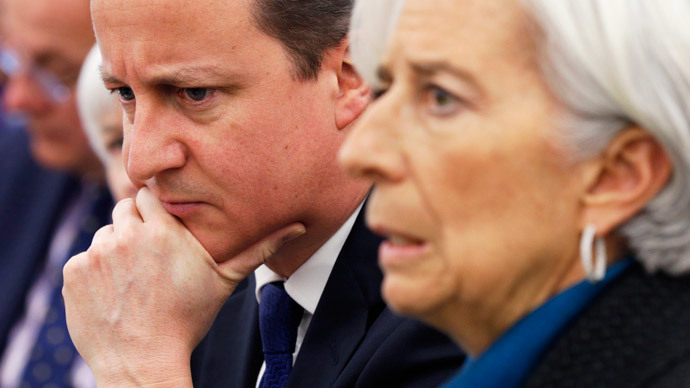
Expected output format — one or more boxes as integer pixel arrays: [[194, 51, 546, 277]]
[[20, 186, 112, 387], [258, 282, 304, 388]]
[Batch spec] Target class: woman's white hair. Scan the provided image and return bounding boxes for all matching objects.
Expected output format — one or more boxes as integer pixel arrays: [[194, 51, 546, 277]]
[[76, 44, 114, 164], [349, 0, 406, 92], [350, 0, 690, 275]]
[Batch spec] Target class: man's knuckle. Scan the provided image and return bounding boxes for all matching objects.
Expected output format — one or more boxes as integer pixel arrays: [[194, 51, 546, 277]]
[[149, 224, 171, 244], [92, 225, 112, 244], [117, 227, 136, 246], [86, 240, 105, 261], [63, 253, 87, 283], [113, 197, 135, 215]]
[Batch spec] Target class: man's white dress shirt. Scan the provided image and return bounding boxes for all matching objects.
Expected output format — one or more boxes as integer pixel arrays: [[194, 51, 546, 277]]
[[254, 202, 363, 387]]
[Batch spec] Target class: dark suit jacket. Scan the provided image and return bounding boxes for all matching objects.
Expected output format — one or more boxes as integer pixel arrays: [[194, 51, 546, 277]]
[[191, 208, 465, 387], [0, 128, 84, 351], [524, 262, 690, 388], [0, 128, 113, 356]]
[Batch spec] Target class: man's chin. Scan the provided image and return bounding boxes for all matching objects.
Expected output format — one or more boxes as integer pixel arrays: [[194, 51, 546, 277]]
[[203, 238, 256, 265], [183, 225, 238, 264]]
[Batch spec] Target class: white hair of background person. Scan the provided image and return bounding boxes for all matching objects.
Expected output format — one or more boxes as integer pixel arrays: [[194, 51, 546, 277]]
[[349, 0, 690, 275], [76, 44, 112, 164]]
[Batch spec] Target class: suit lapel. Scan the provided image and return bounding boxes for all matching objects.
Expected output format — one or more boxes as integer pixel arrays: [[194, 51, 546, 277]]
[[288, 206, 385, 387]]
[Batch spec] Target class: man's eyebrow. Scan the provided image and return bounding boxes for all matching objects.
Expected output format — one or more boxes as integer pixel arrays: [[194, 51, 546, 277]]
[[34, 50, 73, 69], [31, 50, 81, 81], [99, 65, 241, 86], [167, 66, 229, 85], [100, 67, 122, 85]]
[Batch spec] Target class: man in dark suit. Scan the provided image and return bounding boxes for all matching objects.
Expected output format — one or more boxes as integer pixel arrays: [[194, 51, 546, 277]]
[[0, 0, 113, 385], [62, 0, 464, 386]]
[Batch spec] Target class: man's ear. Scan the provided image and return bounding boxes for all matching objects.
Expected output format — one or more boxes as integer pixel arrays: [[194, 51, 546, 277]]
[[580, 127, 672, 235], [322, 39, 370, 130], [335, 56, 370, 130]]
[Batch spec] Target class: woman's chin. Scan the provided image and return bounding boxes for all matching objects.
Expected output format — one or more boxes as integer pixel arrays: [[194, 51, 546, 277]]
[[381, 272, 450, 320]]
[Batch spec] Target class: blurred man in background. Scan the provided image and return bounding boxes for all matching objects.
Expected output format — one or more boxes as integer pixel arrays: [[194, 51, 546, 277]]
[[0, 0, 113, 386]]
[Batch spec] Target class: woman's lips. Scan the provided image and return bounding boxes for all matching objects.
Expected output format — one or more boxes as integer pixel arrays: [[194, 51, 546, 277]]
[[378, 234, 430, 267], [161, 201, 204, 218]]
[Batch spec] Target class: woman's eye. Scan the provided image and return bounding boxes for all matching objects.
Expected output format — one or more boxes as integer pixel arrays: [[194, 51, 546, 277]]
[[431, 87, 455, 107], [371, 87, 389, 101], [184, 88, 211, 101], [425, 85, 461, 116], [106, 137, 123, 152], [116, 87, 135, 101]]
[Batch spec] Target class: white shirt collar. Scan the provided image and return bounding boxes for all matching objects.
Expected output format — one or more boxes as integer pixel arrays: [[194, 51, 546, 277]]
[[255, 201, 364, 315]]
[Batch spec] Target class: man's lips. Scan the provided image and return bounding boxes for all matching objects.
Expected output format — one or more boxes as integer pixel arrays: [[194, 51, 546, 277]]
[[161, 201, 205, 218]]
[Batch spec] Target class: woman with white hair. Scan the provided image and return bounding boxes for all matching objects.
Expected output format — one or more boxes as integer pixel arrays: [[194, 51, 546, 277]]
[[76, 44, 136, 202], [339, 0, 690, 387]]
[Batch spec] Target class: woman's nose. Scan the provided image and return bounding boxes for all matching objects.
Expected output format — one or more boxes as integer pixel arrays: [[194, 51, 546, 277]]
[[339, 97, 406, 183]]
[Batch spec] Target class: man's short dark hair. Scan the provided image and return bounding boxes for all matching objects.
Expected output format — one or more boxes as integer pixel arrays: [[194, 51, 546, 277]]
[[251, 0, 354, 81]]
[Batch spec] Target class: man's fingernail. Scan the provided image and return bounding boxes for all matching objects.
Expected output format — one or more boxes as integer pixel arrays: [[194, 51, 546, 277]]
[[282, 228, 306, 244]]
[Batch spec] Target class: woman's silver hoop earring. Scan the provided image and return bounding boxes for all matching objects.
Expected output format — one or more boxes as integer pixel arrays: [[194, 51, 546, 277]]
[[580, 224, 607, 282]]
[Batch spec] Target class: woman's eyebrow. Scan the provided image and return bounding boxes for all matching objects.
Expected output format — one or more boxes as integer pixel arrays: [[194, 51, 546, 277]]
[[409, 60, 479, 89]]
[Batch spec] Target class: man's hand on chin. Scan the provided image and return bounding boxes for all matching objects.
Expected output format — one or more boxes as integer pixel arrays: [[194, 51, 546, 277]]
[[62, 187, 306, 388]]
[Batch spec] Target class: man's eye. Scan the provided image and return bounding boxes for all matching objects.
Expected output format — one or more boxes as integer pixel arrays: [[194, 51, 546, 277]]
[[184, 88, 211, 101], [117, 87, 135, 101]]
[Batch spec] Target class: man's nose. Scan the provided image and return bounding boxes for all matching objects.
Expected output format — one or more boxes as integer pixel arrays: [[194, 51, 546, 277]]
[[125, 105, 187, 184], [2, 74, 52, 115]]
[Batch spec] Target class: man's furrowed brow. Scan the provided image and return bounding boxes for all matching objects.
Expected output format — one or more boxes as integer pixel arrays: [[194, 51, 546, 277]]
[[99, 65, 244, 87], [100, 67, 122, 85], [131, 65, 240, 87]]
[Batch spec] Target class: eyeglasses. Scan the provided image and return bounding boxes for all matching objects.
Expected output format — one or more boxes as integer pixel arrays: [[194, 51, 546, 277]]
[[0, 47, 72, 104]]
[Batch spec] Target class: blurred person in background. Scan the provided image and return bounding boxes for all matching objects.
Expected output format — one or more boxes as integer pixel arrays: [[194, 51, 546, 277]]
[[339, 0, 690, 387], [76, 44, 137, 203], [0, 0, 112, 386]]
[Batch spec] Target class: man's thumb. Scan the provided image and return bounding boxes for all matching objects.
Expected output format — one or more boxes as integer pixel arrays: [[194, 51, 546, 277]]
[[216, 222, 306, 281]]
